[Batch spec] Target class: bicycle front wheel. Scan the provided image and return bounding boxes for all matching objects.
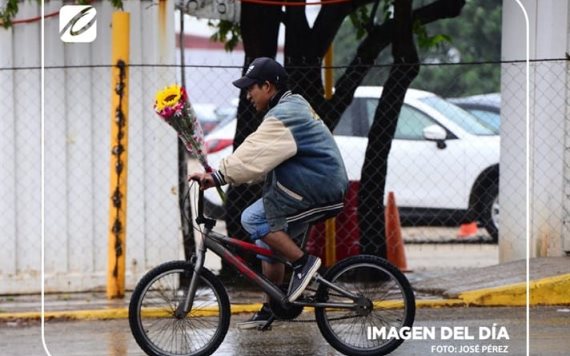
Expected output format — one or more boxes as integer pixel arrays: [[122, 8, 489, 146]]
[[129, 260, 230, 356], [315, 255, 415, 356]]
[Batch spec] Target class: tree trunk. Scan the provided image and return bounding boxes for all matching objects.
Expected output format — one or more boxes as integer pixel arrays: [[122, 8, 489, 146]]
[[225, 3, 282, 242], [357, 0, 420, 257], [225, 0, 466, 261]]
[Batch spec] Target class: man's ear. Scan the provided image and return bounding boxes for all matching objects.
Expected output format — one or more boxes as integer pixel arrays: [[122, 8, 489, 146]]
[[265, 81, 276, 93]]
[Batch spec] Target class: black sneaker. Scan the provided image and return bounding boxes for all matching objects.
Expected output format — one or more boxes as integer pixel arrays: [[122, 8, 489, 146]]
[[237, 303, 274, 330], [288, 255, 321, 302]]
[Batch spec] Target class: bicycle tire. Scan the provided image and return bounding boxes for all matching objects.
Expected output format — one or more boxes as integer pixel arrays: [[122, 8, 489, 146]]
[[129, 260, 230, 356], [314, 255, 415, 356]]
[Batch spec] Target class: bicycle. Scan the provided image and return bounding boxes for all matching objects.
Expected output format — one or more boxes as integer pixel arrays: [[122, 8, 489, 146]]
[[129, 182, 416, 356]]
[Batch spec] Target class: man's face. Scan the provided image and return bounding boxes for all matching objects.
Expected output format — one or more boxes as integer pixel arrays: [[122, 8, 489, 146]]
[[246, 81, 273, 112]]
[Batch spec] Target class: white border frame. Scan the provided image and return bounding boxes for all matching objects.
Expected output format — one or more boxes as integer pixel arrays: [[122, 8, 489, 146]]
[[39, 1, 531, 356]]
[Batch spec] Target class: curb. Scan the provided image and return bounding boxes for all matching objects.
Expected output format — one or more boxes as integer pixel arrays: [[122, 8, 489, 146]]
[[1, 274, 569, 321], [459, 273, 570, 306], [0, 304, 268, 321], [0, 300, 466, 321]]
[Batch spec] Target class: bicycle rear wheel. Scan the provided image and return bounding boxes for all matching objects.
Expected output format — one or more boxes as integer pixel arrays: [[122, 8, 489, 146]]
[[129, 260, 230, 356], [315, 255, 415, 356]]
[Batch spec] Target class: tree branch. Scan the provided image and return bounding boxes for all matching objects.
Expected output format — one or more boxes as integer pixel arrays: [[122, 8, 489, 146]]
[[321, 0, 466, 130], [311, 2, 355, 57]]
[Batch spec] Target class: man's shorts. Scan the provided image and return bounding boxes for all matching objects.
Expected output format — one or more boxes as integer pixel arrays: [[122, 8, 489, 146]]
[[241, 198, 308, 263]]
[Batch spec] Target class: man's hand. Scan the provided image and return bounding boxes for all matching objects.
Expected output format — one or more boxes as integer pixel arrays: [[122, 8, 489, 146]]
[[188, 172, 216, 190]]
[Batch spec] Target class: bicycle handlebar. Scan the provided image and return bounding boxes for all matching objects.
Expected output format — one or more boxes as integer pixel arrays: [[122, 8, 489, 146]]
[[189, 179, 216, 229]]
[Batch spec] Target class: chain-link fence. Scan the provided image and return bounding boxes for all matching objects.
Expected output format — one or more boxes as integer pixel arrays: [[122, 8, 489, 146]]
[[1, 58, 566, 293], [201, 60, 509, 265], [0, 67, 42, 293]]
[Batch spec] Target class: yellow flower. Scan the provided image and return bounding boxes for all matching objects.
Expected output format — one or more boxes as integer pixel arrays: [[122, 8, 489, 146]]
[[154, 84, 183, 112]]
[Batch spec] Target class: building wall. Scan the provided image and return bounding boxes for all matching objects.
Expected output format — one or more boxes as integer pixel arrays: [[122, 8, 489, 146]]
[[0, 1, 42, 294], [0, 0, 181, 294], [501, 0, 570, 261]]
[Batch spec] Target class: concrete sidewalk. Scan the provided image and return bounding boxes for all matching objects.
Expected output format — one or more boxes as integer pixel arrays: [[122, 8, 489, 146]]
[[412, 257, 570, 306], [0, 257, 568, 321]]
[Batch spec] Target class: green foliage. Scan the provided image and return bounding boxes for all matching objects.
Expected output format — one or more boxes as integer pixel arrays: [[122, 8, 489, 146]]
[[412, 0, 502, 97], [348, 0, 395, 40], [349, 5, 371, 40], [110, 0, 124, 10], [0, 0, 20, 28], [334, 0, 502, 98], [413, 19, 451, 50], [209, 20, 241, 52], [205, 0, 445, 57]]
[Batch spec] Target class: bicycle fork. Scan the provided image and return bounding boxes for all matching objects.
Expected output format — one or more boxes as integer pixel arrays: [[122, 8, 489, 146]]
[[174, 239, 207, 319]]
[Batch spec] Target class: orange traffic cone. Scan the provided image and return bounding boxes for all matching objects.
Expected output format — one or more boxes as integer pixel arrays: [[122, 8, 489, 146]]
[[457, 222, 478, 238], [385, 192, 409, 272]]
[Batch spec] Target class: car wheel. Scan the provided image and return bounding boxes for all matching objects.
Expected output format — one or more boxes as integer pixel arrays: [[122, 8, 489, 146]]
[[480, 183, 499, 243]]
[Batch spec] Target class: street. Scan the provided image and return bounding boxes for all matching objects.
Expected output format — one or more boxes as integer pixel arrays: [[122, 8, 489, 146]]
[[1, 307, 568, 356]]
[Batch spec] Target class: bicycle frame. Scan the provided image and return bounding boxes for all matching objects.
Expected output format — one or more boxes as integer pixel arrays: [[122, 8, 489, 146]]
[[176, 188, 362, 317]]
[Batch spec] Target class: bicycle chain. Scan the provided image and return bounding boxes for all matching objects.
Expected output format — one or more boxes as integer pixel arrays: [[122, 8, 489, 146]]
[[276, 287, 362, 324], [282, 314, 361, 323]]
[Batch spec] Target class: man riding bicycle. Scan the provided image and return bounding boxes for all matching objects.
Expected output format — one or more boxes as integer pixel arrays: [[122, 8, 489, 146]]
[[190, 57, 348, 329]]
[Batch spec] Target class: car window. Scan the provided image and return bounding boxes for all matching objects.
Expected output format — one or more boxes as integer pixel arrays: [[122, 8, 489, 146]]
[[364, 99, 440, 140], [333, 104, 356, 136], [468, 109, 500, 134], [395, 105, 440, 140], [420, 96, 495, 136]]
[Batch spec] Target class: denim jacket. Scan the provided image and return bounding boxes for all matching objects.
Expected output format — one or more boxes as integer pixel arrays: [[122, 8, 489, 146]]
[[214, 91, 348, 231]]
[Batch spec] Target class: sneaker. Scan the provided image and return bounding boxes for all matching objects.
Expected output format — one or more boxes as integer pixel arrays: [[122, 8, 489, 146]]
[[237, 303, 273, 330], [288, 255, 321, 302]]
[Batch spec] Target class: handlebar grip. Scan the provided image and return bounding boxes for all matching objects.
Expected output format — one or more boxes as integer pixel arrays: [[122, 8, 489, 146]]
[[197, 189, 204, 218], [189, 180, 216, 229], [188, 178, 204, 218]]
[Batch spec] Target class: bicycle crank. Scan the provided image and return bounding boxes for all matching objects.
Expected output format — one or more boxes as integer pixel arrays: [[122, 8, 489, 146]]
[[269, 298, 304, 320]]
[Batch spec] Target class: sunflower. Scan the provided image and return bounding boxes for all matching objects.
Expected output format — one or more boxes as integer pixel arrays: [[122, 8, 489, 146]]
[[154, 84, 183, 112]]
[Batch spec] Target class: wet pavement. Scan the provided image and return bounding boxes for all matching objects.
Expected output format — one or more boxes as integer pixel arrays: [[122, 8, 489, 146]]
[[0, 242, 501, 315], [0, 236, 568, 355], [413, 256, 570, 297], [2, 306, 569, 355]]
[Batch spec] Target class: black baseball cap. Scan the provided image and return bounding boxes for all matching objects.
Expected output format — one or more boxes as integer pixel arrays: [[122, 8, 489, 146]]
[[233, 57, 288, 89]]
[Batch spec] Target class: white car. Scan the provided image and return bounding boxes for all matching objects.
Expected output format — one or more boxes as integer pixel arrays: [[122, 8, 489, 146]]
[[204, 87, 500, 241]]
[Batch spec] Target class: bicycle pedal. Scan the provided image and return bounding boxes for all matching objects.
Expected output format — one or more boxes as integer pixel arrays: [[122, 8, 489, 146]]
[[257, 315, 276, 331], [257, 324, 272, 331]]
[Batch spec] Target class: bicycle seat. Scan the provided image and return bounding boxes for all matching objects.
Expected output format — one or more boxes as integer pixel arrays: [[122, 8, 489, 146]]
[[286, 201, 344, 225]]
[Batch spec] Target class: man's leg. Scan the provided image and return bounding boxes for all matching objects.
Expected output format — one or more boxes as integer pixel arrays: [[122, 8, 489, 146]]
[[242, 199, 320, 303], [263, 230, 303, 261], [261, 261, 284, 302], [238, 200, 281, 328], [263, 230, 321, 302]]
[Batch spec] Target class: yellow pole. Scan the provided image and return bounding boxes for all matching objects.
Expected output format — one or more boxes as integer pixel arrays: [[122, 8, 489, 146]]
[[324, 46, 333, 99], [323, 45, 337, 267], [107, 12, 130, 299]]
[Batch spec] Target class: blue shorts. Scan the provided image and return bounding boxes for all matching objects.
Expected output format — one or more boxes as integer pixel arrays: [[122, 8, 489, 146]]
[[241, 198, 308, 263]]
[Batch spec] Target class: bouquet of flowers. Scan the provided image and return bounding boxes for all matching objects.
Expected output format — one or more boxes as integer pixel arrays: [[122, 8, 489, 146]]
[[154, 84, 225, 202]]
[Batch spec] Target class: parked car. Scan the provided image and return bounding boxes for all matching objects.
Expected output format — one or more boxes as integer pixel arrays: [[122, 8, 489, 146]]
[[193, 103, 224, 135], [448, 93, 500, 134], [204, 87, 500, 241]]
